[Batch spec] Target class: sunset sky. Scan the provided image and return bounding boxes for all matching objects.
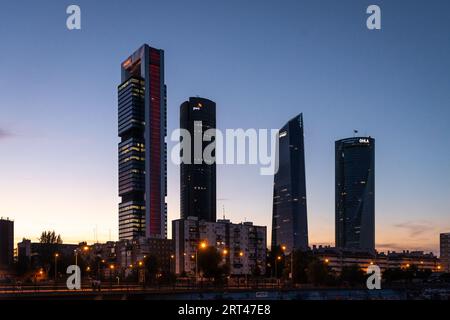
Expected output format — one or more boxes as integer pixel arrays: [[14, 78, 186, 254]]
[[0, 0, 449, 254]]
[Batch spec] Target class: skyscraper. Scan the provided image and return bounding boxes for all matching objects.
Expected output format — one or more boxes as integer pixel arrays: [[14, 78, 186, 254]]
[[0, 218, 14, 268], [180, 97, 216, 222], [440, 233, 450, 272], [271, 114, 308, 252], [335, 137, 375, 251], [118, 44, 167, 240]]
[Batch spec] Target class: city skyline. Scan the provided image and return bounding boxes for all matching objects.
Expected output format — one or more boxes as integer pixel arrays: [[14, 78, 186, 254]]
[[1, 1, 449, 254]]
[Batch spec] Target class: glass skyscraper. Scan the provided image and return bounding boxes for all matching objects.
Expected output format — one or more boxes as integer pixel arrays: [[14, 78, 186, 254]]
[[118, 44, 167, 240], [180, 97, 216, 222], [335, 137, 375, 251], [271, 114, 309, 252]]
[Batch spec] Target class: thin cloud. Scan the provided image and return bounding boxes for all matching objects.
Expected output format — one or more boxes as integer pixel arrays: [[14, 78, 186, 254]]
[[393, 221, 434, 238], [0, 128, 13, 140]]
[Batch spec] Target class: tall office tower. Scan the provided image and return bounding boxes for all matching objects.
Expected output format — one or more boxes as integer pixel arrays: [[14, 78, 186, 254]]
[[180, 97, 216, 222], [271, 114, 309, 252], [335, 137, 375, 251], [440, 233, 450, 272], [0, 218, 14, 268], [118, 44, 167, 240]]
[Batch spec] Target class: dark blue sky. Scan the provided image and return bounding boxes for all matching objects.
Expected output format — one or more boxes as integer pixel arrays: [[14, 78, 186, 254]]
[[0, 0, 449, 253]]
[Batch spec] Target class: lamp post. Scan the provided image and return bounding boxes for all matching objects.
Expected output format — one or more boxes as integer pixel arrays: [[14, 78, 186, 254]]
[[196, 241, 207, 283], [281, 245, 294, 281], [170, 254, 175, 274], [238, 251, 247, 287], [109, 264, 115, 290], [74, 245, 90, 281], [138, 260, 145, 287], [275, 255, 282, 287], [54, 253, 59, 283]]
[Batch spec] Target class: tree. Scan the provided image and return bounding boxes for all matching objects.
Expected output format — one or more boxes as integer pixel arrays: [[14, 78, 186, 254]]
[[266, 245, 286, 278], [37, 231, 63, 276], [306, 260, 331, 286], [197, 246, 227, 284], [340, 265, 366, 287], [144, 255, 159, 284], [291, 250, 314, 284], [39, 231, 63, 244], [198, 246, 221, 278], [383, 266, 432, 284]]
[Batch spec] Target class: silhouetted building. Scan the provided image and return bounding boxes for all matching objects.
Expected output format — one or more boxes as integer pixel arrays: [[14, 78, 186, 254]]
[[441, 233, 450, 272], [180, 97, 216, 222], [312, 246, 439, 274], [17, 239, 78, 269], [0, 218, 14, 268], [118, 44, 167, 240], [271, 114, 308, 252], [335, 137, 375, 251]]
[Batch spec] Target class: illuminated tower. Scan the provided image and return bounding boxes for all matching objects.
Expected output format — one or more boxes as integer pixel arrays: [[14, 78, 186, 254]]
[[335, 137, 375, 251], [118, 44, 167, 240]]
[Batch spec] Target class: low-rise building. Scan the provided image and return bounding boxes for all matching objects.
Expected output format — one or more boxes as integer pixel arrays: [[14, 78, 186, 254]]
[[173, 217, 267, 277], [312, 246, 440, 274], [17, 239, 79, 269], [116, 237, 174, 275]]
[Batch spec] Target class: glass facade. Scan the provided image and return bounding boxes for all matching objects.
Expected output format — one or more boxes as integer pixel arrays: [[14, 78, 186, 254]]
[[271, 114, 309, 252], [335, 137, 375, 251], [118, 44, 167, 240], [180, 97, 216, 222]]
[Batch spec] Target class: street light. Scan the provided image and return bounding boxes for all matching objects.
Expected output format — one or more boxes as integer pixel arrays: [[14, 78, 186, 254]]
[[137, 260, 145, 285], [109, 264, 115, 289], [274, 255, 282, 284], [281, 245, 294, 280], [195, 241, 208, 282], [170, 254, 175, 274], [74, 245, 90, 279], [54, 253, 59, 282]]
